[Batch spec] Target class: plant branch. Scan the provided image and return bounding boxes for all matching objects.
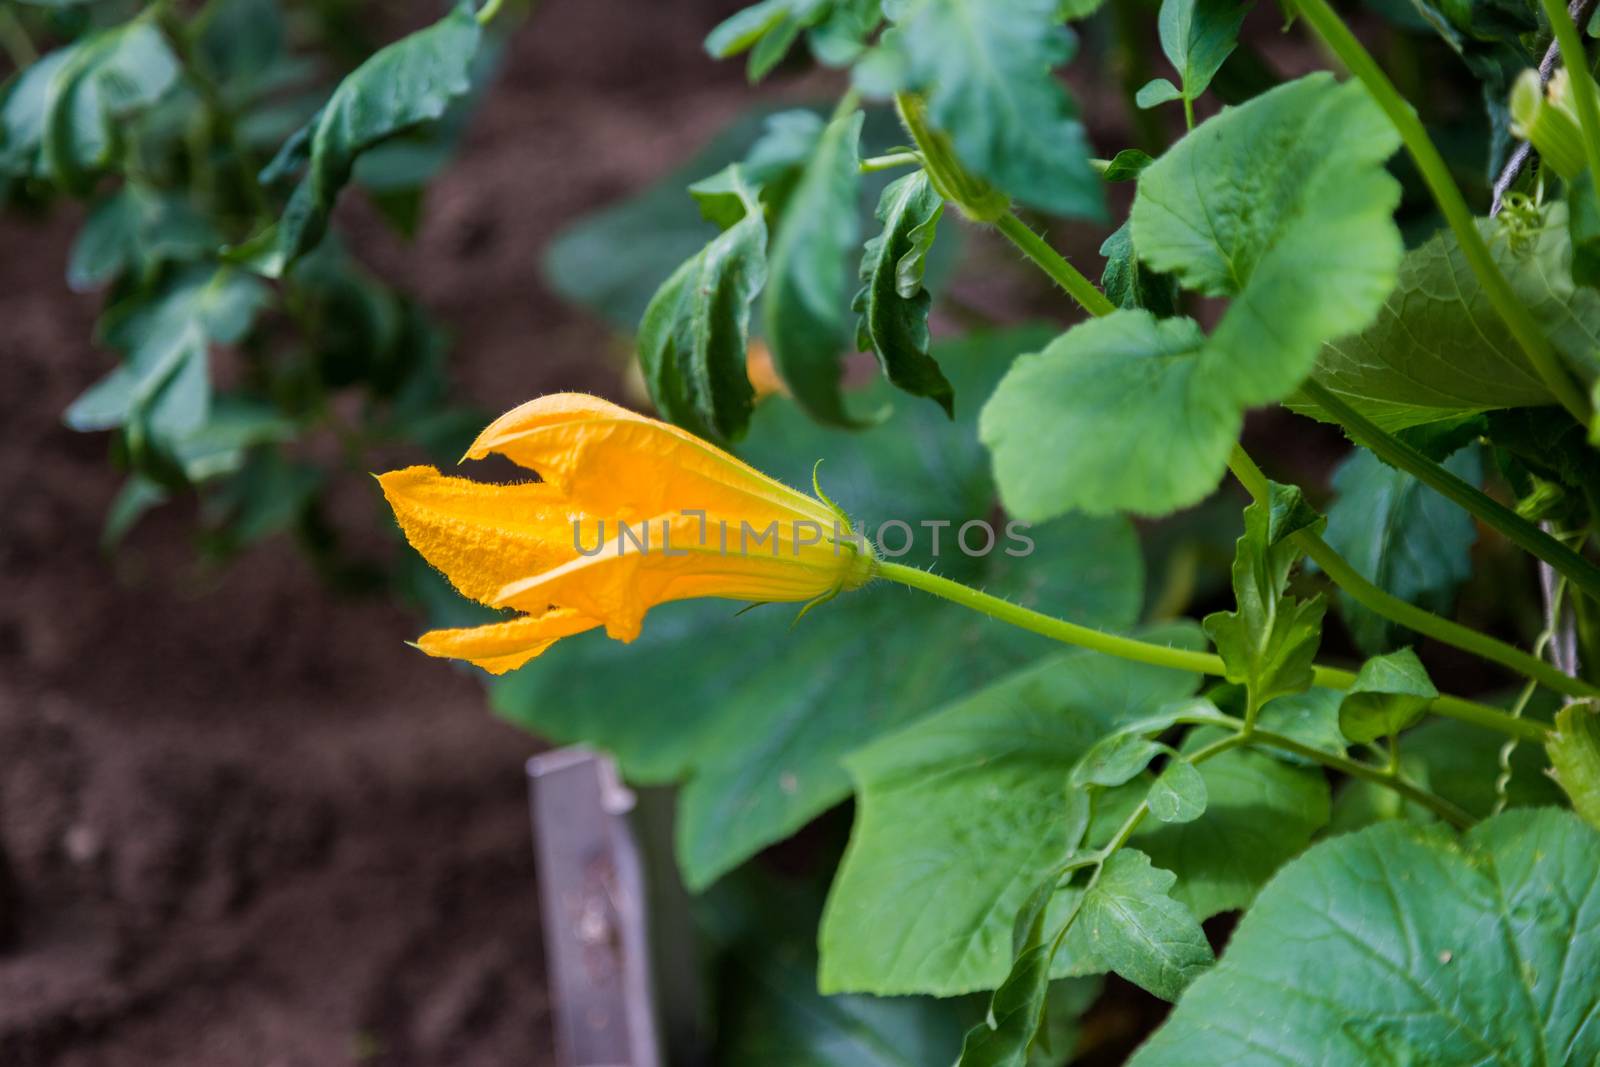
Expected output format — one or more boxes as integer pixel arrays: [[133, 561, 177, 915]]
[[1300, 379, 1600, 602], [1246, 728, 1475, 827], [859, 151, 921, 174], [1293, 0, 1592, 425], [1228, 445, 1600, 698], [992, 212, 1117, 317], [875, 560, 1550, 741]]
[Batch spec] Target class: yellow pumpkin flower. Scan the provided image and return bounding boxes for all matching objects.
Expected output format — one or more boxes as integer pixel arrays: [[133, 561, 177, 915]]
[[378, 393, 874, 674]]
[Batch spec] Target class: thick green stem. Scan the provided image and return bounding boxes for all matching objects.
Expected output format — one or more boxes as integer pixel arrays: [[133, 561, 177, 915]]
[[1301, 379, 1600, 602], [876, 560, 1549, 741], [476, 0, 507, 25], [1539, 0, 1600, 213], [1293, 0, 1592, 424], [993, 212, 1117, 317], [1228, 445, 1600, 698], [859, 152, 921, 174]]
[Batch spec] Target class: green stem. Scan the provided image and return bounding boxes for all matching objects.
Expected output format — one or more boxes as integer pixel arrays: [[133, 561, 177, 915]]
[[1301, 379, 1600, 602], [1293, 0, 1592, 425], [875, 560, 1549, 741], [858, 151, 922, 174], [1539, 0, 1600, 214], [1228, 445, 1600, 698], [1247, 728, 1474, 827], [1182, 94, 1196, 132], [476, 0, 508, 25], [993, 212, 1117, 317]]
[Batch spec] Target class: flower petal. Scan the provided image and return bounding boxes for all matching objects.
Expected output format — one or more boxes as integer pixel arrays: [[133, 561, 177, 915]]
[[415, 609, 601, 674], [494, 512, 869, 641], [465, 393, 835, 529], [377, 466, 582, 606]]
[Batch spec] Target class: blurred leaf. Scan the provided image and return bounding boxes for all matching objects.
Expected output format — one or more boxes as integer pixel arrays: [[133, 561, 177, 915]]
[[1570, 173, 1600, 289], [101, 474, 168, 548], [1132, 811, 1600, 1066], [1306, 204, 1600, 431], [854, 170, 952, 414], [68, 184, 220, 291], [237, 2, 482, 274], [66, 265, 269, 445], [491, 328, 1145, 890], [764, 109, 871, 426], [638, 164, 767, 442], [1323, 445, 1481, 654], [36, 20, 180, 193], [873, 0, 1103, 218], [0, 47, 76, 178], [1101, 148, 1154, 181]]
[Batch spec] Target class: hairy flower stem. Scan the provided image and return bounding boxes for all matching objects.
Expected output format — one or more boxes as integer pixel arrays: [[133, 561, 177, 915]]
[[1301, 380, 1600, 603], [992, 212, 1118, 317], [876, 561, 1549, 741], [1292, 0, 1592, 425], [1227, 445, 1600, 698]]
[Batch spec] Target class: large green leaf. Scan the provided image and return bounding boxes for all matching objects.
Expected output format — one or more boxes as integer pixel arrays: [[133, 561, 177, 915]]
[[1131, 809, 1600, 1066], [980, 310, 1233, 519], [854, 170, 952, 414], [1306, 203, 1600, 431], [1323, 445, 1482, 654], [819, 632, 1204, 996], [241, 3, 482, 274], [638, 165, 768, 443], [489, 329, 1144, 889], [1133, 73, 1403, 409], [873, 0, 1103, 219], [985, 75, 1403, 521], [763, 109, 869, 426]]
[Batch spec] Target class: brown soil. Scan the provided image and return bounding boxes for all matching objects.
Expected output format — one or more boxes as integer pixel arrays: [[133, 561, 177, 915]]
[[0, 3, 749, 1064]]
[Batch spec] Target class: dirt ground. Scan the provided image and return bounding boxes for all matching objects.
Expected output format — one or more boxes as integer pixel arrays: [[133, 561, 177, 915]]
[[0, 3, 753, 1064]]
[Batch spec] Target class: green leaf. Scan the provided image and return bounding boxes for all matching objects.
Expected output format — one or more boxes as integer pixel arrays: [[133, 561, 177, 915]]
[[1072, 728, 1165, 788], [1098, 223, 1180, 317], [882, 0, 1103, 218], [1323, 445, 1481, 654], [1155, 0, 1248, 104], [1133, 73, 1403, 410], [854, 169, 953, 414], [68, 185, 220, 291], [987, 75, 1403, 521], [1071, 849, 1213, 1001], [1306, 203, 1600, 431], [65, 266, 269, 446], [40, 20, 181, 194], [242, 3, 482, 274], [956, 913, 1058, 1067], [1254, 686, 1346, 759], [818, 627, 1202, 996], [1546, 700, 1600, 829], [1100, 148, 1155, 181], [808, 0, 884, 66], [764, 109, 872, 426], [491, 328, 1144, 890], [637, 164, 767, 443], [1134, 726, 1330, 918], [981, 310, 1237, 518], [0, 47, 76, 177], [1131, 809, 1600, 1067], [1135, 78, 1184, 108], [1203, 493, 1326, 707], [706, 0, 793, 57], [1336, 647, 1437, 744], [1147, 758, 1206, 823]]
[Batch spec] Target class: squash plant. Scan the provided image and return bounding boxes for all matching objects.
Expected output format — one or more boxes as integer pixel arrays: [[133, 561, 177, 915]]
[[13, 0, 1600, 1061], [518, 0, 1600, 1061]]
